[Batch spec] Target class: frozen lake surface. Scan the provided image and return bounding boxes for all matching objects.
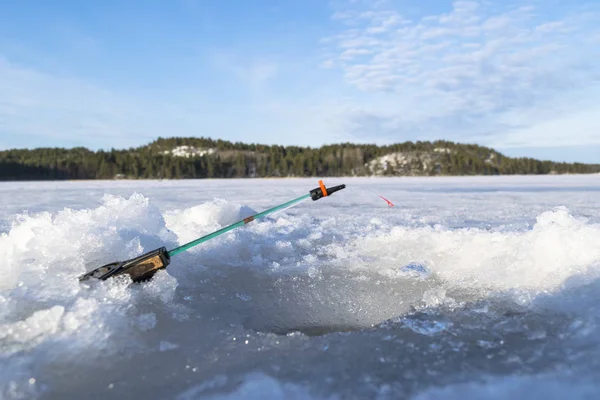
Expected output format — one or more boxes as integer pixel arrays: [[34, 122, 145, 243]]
[[1, 175, 600, 399]]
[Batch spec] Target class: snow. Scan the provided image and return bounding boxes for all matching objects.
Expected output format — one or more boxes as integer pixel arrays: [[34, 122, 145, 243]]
[[162, 146, 216, 158], [365, 152, 419, 173], [1, 175, 600, 399], [365, 152, 439, 174]]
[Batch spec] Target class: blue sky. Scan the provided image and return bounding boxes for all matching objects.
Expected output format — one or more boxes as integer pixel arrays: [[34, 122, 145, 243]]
[[0, 0, 599, 163]]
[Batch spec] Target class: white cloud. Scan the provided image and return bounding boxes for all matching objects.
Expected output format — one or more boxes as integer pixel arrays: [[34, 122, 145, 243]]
[[209, 52, 278, 89], [0, 52, 331, 150], [248, 61, 278, 84], [492, 108, 600, 148], [340, 48, 373, 60], [1, 1, 599, 154], [320, 59, 335, 69], [321, 0, 600, 147], [0, 57, 208, 149]]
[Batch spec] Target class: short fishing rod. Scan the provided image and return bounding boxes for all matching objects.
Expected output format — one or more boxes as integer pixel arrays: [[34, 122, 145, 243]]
[[79, 180, 346, 283]]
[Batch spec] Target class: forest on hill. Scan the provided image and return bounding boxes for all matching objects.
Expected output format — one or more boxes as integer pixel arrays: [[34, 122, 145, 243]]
[[1, 137, 598, 180]]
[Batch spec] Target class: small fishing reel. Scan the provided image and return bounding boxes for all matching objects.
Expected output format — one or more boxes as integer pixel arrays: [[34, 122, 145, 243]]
[[79, 247, 171, 283]]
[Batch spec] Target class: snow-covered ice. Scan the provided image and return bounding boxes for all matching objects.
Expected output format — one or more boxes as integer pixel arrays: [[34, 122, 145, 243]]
[[1, 175, 600, 399]]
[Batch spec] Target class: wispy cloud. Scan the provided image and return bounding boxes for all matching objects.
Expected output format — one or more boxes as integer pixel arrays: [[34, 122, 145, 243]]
[[0, 57, 206, 149], [1, 0, 599, 158], [0, 55, 341, 150], [210, 52, 279, 90], [321, 0, 600, 148]]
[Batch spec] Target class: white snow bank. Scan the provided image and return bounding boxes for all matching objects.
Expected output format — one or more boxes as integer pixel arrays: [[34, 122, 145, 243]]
[[1, 180, 599, 399], [323, 206, 600, 295]]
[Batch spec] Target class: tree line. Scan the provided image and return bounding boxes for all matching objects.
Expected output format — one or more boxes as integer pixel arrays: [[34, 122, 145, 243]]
[[1, 137, 598, 180]]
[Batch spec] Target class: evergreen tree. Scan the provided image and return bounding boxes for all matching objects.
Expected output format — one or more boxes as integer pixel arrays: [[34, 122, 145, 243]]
[[1, 137, 599, 180]]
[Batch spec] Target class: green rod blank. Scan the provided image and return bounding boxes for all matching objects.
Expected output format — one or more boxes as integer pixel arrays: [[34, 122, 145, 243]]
[[167, 193, 310, 257]]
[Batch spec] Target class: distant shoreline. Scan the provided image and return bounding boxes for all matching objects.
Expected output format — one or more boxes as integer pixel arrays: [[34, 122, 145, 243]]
[[1, 173, 599, 185], [2, 137, 599, 181]]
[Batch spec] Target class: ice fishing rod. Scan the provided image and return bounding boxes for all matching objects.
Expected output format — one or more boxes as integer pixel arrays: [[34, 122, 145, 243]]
[[79, 180, 346, 283]]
